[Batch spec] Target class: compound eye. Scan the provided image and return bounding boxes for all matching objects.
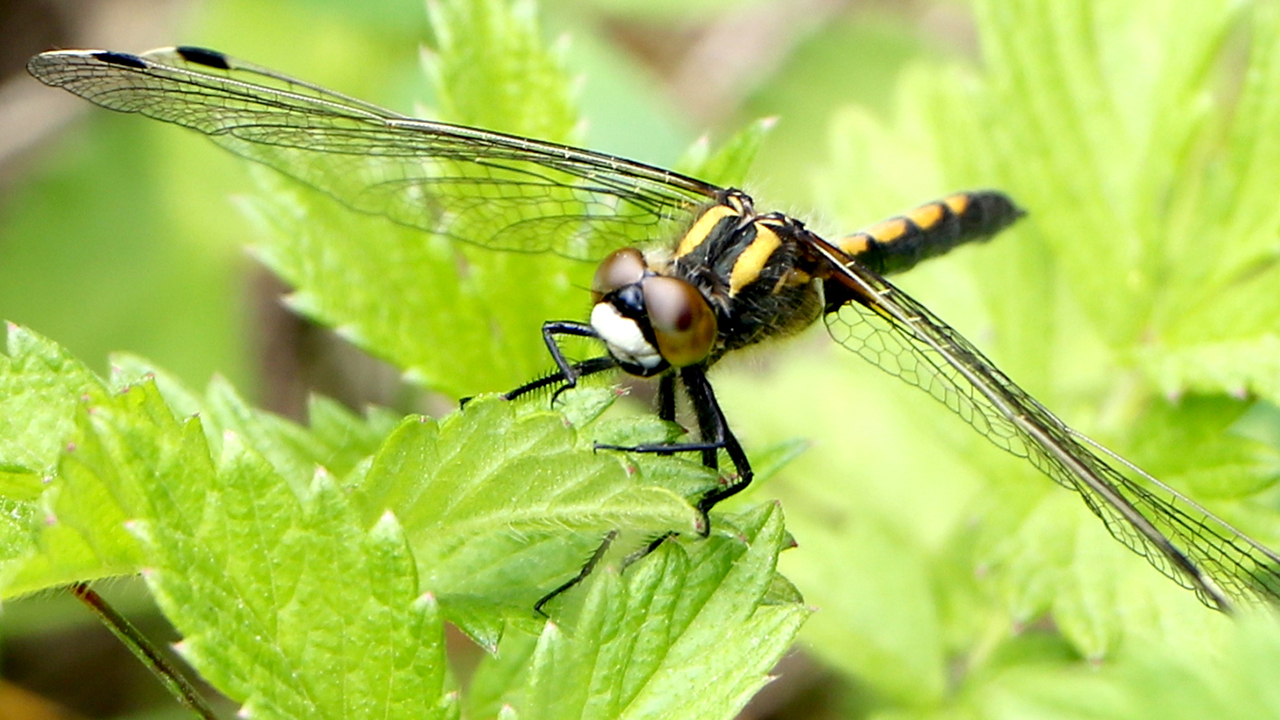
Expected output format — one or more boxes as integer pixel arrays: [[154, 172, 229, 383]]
[[642, 276, 717, 367], [592, 248, 647, 303]]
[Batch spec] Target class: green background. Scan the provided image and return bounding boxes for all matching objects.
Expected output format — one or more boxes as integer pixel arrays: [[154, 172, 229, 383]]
[[5, 0, 1280, 718]]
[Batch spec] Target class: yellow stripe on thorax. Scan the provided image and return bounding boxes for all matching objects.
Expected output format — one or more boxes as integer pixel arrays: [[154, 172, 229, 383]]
[[729, 223, 782, 295], [675, 204, 739, 259]]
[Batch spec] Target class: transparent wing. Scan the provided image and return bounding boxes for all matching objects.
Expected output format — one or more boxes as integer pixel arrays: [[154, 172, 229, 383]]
[[26, 46, 720, 261], [812, 240, 1280, 611]]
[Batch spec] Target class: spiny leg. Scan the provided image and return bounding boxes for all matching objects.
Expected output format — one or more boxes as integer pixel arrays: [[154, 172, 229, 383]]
[[532, 372, 694, 612], [505, 320, 606, 403], [592, 367, 741, 460], [515, 322, 622, 614], [462, 318, 615, 407], [535, 530, 619, 616], [530, 372, 666, 614], [603, 366, 756, 584], [499, 356, 617, 402], [681, 366, 753, 524], [614, 372, 700, 572]]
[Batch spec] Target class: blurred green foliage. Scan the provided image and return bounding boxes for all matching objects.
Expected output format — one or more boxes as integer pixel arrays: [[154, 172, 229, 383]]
[[4, 0, 1280, 718]]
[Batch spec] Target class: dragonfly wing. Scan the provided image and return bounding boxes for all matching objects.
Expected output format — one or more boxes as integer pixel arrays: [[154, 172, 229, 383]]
[[813, 239, 1280, 611], [26, 47, 720, 261]]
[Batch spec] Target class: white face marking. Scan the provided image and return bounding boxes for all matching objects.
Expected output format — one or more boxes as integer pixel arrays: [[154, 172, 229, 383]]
[[591, 303, 662, 370]]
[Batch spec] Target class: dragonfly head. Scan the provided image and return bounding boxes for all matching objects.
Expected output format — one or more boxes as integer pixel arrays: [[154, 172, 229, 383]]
[[590, 247, 718, 377]]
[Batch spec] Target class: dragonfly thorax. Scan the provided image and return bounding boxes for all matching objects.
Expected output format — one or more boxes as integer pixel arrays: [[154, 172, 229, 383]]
[[590, 247, 718, 377]]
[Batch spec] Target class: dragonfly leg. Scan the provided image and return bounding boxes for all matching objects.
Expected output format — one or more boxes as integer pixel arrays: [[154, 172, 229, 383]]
[[594, 366, 752, 537], [683, 366, 752, 534], [466, 320, 614, 406], [496, 356, 616, 403], [658, 372, 676, 422], [534, 530, 619, 616]]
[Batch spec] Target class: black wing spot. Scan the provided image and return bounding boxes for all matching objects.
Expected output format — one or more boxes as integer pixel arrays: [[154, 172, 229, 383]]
[[175, 46, 232, 70], [92, 51, 146, 70]]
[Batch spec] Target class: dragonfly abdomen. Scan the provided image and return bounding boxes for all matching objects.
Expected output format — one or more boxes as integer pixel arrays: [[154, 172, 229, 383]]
[[838, 191, 1024, 276]]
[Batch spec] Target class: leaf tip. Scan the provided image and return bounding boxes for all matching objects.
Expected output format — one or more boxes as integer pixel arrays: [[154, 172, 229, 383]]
[[370, 509, 405, 543], [333, 323, 365, 344]]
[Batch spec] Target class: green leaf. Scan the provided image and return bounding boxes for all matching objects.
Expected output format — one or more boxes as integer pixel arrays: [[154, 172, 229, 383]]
[[110, 353, 399, 484], [132, 430, 454, 719], [780, 510, 945, 705], [425, 0, 579, 140], [513, 502, 807, 720], [350, 397, 709, 645], [1127, 395, 1280, 499], [1, 321, 770, 716], [0, 467, 44, 591], [0, 325, 167, 596], [963, 615, 1280, 720], [244, 0, 599, 398], [674, 117, 777, 189], [203, 375, 392, 487], [0, 323, 112, 476], [965, 0, 1280, 397]]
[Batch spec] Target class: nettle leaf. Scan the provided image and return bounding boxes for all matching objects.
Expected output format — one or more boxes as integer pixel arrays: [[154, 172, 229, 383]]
[[779, 511, 946, 706], [964, 614, 1280, 720], [0, 465, 44, 590], [349, 396, 710, 647], [201, 375, 393, 490], [968, 0, 1280, 398], [1127, 395, 1280, 499], [0, 325, 142, 595], [512, 502, 807, 720], [425, 0, 579, 140], [0, 319, 801, 718], [0, 323, 112, 476], [674, 116, 776, 189], [245, 0, 593, 398], [133, 432, 454, 720]]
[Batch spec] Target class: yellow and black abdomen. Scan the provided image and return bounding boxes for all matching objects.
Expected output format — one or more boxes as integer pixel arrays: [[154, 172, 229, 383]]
[[837, 191, 1024, 276]]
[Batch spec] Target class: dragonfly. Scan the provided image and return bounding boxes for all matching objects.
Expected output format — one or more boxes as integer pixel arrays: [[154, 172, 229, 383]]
[[27, 45, 1280, 615]]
